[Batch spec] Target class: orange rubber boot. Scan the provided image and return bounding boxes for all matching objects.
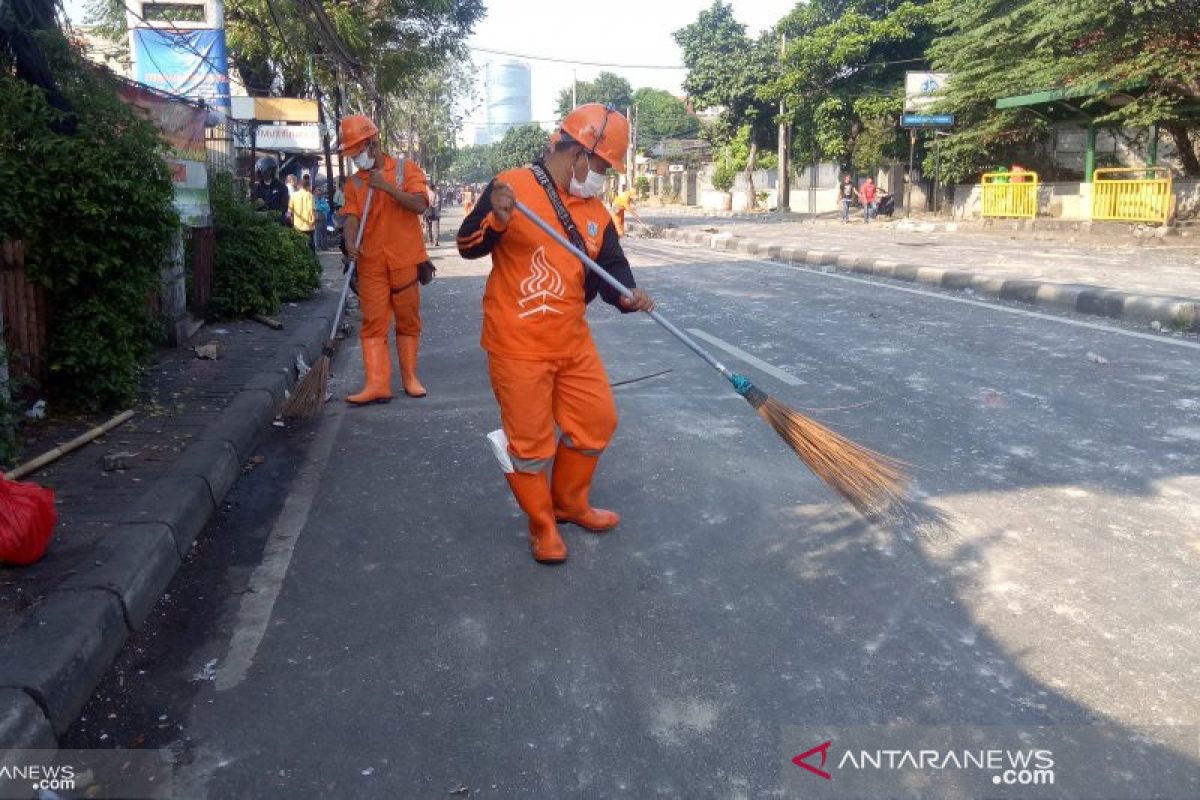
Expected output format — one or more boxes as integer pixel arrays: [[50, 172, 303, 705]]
[[346, 337, 393, 405], [396, 335, 427, 398], [551, 444, 620, 532], [505, 471, 567, 564]]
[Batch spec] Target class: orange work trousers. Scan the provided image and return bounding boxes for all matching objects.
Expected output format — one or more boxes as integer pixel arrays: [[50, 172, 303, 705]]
[[358, 258, 421, 338], [487, 338, 617, 473]]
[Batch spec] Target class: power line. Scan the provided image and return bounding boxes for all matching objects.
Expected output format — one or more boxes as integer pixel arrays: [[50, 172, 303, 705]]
[[469, 45, 686, 70]]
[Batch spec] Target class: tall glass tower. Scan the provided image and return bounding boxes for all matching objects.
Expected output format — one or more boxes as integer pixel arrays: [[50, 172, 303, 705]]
[[484, 60, 532, 144]]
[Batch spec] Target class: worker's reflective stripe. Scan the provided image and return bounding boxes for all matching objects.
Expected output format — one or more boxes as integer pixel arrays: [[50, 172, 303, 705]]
[[511, 454, 551, 473], [560, 435, 603, 457]]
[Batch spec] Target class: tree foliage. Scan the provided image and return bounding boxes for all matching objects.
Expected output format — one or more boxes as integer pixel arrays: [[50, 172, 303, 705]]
[[632, 88, 701, 144], [0, 34, 178, 411], [674, 2, 776, 149], [448, 143, 495, 185], [772, 0, 936, 170], [489, 123, 549, 173], [554, 72, 634, 119], [930, 0, 1200, 179]]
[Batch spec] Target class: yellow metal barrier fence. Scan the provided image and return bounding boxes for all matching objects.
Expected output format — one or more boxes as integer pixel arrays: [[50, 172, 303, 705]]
[[1092, 167, 1172, 224], [981, 171, 1039, 219]]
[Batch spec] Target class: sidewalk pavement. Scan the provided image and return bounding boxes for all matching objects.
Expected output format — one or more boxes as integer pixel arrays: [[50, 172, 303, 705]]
[[638, 210, 1200, 332], [0, 253, 343, 748]]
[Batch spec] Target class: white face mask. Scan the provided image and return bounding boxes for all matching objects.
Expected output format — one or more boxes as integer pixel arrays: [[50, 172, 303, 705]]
[[352, 150, 375, 171], [568, 153, 606, 198]]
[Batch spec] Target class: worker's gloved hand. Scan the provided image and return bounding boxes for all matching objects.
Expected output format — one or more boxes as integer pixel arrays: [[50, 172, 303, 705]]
[[491, 182, 515, 226], [620, 288, 656, 313]]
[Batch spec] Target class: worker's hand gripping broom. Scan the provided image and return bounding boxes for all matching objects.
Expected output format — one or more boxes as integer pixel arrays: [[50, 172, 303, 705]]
[[514, 200, 909, 517], [282, 188, 376, 419]]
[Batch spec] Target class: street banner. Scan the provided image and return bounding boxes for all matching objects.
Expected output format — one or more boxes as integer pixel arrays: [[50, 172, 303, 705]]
[[116, 81, 211, 224], [132, 27, 231, 114]]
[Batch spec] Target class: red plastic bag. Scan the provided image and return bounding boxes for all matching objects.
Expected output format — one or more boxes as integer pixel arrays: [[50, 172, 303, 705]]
[[0, 476, 57, 566]]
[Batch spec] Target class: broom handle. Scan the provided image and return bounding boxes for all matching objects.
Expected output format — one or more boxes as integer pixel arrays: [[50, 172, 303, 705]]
[[328, 188, 376, 340], [514, 200, 740, 386]]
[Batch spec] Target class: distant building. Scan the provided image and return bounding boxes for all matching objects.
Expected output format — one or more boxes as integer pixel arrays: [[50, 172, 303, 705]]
[[481, 60, 531, 145]]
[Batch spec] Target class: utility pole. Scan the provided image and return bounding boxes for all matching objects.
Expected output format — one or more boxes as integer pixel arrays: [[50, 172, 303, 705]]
[[572, 70, 577, 108], [777, 33, 790, 211], [626, 105, 635, 193], [905, 129, 916, 218]]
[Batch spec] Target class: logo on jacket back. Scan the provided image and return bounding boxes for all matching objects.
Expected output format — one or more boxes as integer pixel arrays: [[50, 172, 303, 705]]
[[518, 246, 565, 318], [587, 221, 599, 237]]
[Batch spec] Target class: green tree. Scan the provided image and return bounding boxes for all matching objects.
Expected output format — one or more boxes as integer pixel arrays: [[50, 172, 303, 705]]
[[449, 143, 496, 184], [554, 72, 634, 118], [930, 0, 1200, 180], [490, 123, 549, 172], [772, 0, 936, 171], [675, 2, 778, 207], [0, 35, 177, 411], [631, 88, 701, 146]]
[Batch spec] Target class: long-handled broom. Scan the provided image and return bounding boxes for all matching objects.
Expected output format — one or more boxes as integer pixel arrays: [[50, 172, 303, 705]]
[[515, 199, 909, 517], [282, 188, 376, 418]]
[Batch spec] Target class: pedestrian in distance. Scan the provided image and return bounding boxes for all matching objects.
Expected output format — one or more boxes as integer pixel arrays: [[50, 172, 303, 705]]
[[289, 174, 317, 251], [838, 174, 856, 223], [424, 184, 441, 246], [456, 103, 656, 565], [252, 156, 288, 225], [339, 114, 432, 403], [861, 176, 878, 223]]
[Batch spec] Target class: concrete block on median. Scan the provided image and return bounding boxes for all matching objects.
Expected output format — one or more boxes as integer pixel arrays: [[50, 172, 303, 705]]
[[1034, 283, 1088, 312], [123, 475, 214, 557], [201, 389, 276, 462], [870, 260, 898, 278], [891, 263, 921, 282], [1075, 289, 1128, 320], [916, 267, 947, 286], [169, 438, 241, 504], [940, 271, 976, 290], [1121, 296, 1199, 330], [735, 239, 759, 254], [969, 275, 1007, 298], [0, 689, 56, 749], [805, 250, 828, 265], [60, 523, 180, 631], [780, 246, 800, 263], [836, 254, 858, 270], [999, 280, 1044, 304], [763, 244, 782, 259], [0, 589, 127, 737]]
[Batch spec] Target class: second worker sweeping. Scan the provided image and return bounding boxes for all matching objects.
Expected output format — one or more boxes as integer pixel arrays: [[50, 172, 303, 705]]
[[457, 104, 656, 564], [339, 114, 431, 402]]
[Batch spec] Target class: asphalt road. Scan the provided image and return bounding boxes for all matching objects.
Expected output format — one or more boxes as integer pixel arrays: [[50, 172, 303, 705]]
[[63, 224, 1200, 798]]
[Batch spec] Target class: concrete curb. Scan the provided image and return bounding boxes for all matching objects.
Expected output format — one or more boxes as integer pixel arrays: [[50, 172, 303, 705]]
[[0, 288, 338, 748], [657, 228, 1200, 332]]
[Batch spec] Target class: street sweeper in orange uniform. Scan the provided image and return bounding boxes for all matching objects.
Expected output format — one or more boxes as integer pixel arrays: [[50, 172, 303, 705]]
[[457, 104, 656, 564], [339, 114, 431, 403]]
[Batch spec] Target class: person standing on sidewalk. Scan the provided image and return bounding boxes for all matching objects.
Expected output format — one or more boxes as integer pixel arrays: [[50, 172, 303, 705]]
[[838, 174, 856, 223], [339, 114, 431, 403], [456, 104, 656, 565], [861, 176, 878, 223], [424, 184, 441, 246], [289, 174, 317, 250], [611, 186, 633, 237]]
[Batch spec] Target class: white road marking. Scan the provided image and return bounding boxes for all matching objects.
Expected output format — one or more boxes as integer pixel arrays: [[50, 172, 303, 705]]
[[631, 242, 1200, 353], [214, 395, 348, 692], [685, 328, 805, 385]]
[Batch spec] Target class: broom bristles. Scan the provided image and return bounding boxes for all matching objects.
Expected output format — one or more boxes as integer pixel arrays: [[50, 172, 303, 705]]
[[756, 396, 909, 517], [281, 352, 331, 419]]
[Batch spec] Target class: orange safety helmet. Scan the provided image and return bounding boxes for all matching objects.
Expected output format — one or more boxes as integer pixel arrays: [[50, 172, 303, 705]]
[[559, 103, 629, 171], [339, 114, 379, 153]]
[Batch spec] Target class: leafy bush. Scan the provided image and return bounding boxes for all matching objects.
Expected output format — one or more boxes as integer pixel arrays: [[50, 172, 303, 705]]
[[207, 172, 320, 319], [711, 163, 736, 193], [0, 36, 177, 412]]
